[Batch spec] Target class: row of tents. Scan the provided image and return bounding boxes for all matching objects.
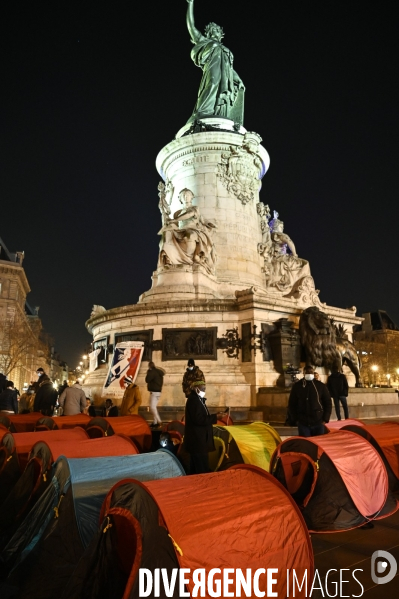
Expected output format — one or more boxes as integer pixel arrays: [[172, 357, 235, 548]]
[[0, 413, 398, 598]]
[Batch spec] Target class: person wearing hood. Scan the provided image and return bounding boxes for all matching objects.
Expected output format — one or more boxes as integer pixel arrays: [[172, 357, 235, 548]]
[[182, 358, 205, 397], [288, 366, 332, 437], [34, 378, 58, 416], [120, 375, 142, 416], [59, 381, 86, 416]]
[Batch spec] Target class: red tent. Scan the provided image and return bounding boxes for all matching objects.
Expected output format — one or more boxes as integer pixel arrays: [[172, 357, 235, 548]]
[[86, 415, 152, 452], [63, 465, 313, 599], [35, 414, 91, 430], [0, 430, 20, 505], [271, 430, 398, 531], [13, 427, 89, 470], [7, 412, 43, 432], [326, 418, 365, 430], [342, 422, 399, 490]]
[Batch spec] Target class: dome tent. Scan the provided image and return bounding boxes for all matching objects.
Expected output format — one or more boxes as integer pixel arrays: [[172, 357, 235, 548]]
[[271, 430, 398, 532], [60, 465, 313, 599], [212, 422, 281, 471], [341, 422, 399, 492], [86, 416, 152, 452], [0, 431, 20, 506], [0, 435, 138, 555], [0, 451, 185, 598]]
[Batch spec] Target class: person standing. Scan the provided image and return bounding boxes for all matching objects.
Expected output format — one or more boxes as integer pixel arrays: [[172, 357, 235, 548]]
[[0, 381, 18, 414], [145, 361, 165, 428], [120, 375, 142, 416], [33, 378, 58, 416], [36, 368, 50, 384], [183, 380, 226, 474], [59, 381, 86, 415], [327, 368, 349, 421], [182, 358, 205, 398], [288, 366, 332, 437]]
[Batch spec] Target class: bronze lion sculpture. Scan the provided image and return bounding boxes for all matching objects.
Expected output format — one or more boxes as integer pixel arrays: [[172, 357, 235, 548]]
[[299, 307, 363, 387]]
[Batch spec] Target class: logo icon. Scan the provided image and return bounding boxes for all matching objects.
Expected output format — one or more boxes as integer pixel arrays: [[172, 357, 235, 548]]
[[371, 550, 397, 584]]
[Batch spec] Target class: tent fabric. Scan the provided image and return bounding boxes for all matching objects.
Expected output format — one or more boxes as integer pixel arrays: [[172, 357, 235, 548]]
[[13, 428, 89, 471], [0, 451, 185, 598], [42, 414, 91, 430], [86, 416, 152, 452], [0, 415, 12, 431], [271, 431, 398, 532], [214, 422, 281, 471], [7, 413, 43, 432], [30, 434, 139, 464], [342, 423, 399, 490], [326, 418, 365, 430], [35, 417, 58, 431], [91, 465, 313, 599], [0, 432, 20, 506]]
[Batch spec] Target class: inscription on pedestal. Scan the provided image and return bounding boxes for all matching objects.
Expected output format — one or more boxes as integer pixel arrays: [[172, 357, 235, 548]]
[[162, 327, 217, 361]]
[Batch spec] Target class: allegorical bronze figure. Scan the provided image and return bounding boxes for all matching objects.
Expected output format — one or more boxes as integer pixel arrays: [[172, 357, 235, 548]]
[[186, 0, 245, 125]]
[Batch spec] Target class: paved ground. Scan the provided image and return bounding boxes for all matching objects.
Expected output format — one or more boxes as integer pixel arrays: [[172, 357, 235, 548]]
[[311, 509, 399, 597]]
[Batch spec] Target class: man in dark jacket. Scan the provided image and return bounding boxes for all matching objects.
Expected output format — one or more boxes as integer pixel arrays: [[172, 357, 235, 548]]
[[182, 358, 205, 397], [0, 381, 18, 414], [183, 380, 226, 474], [327, 368, 349, 420], [145, 361, 165, 427], [34, 378, 58, 416], [288, 366, 332, 437]]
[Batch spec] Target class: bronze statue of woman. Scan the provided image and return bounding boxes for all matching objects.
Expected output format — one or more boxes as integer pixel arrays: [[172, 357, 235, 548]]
[[186, 0, 245, 125]]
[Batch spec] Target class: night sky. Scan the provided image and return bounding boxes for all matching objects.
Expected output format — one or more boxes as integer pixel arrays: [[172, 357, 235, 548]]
[[2, 1, 398, 368]]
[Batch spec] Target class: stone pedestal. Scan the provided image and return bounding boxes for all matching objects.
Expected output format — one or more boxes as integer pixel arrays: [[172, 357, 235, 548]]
[[84, 120, 363, 413]]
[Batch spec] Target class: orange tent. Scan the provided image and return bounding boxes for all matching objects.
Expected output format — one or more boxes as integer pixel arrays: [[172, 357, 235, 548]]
[[7, 412, 43, 432], [62, 465, 313, 599], [12, 427, 89, 470], [0, 430, 20, 505], [35, 414, 91, 430], [271, 430, 398, 532], [342, 422, 399, 490], [86, 415, 152, 452], [326, 418, 364, 430]]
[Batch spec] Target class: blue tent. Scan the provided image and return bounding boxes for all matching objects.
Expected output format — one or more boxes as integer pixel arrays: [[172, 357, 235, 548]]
[[0, 450, 184, 598]]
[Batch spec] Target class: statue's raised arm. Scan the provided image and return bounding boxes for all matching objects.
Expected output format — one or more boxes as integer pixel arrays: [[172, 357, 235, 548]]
[[186, 0, 204, 44], [185, 0, 245, 126]]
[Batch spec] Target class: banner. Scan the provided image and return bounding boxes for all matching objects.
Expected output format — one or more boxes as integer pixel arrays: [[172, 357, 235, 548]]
[[89, 348, 101, 372], [102, 341, 144, 399]]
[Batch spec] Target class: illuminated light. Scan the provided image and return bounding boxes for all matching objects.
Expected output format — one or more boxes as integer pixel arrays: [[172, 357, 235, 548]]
[[85, 370, 89, 374], [79, 361, 83, 365], [386, 374, 391, 379], [83, 355, 87, 359], [371, 365, 378, 371]]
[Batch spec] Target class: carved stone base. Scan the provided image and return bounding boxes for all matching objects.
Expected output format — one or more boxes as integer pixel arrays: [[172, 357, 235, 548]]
[[139, 264, 220, 303]]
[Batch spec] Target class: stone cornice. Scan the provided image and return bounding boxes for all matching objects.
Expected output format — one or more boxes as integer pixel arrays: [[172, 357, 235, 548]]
[[156, 131, 270, 180], [0, 261, 31, 295], [85, 299, 238, 333]]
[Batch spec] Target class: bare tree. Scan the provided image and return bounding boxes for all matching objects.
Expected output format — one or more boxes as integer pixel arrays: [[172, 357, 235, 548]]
[[0, 313, 40, 379]]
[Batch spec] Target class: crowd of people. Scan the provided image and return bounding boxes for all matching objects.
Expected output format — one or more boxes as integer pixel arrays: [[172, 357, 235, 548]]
[[1, 359, 351, 476]]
